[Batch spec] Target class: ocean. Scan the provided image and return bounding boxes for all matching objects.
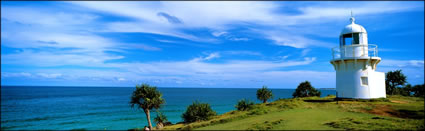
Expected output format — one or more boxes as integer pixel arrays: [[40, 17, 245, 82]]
[[1, 86, 335, 130]]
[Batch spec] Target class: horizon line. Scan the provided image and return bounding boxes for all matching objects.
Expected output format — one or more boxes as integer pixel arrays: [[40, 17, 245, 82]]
[[0, 85, 335, 90]]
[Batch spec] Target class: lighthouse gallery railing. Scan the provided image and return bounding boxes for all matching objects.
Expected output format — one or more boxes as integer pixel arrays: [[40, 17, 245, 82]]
[[331, 44, 378, 59]]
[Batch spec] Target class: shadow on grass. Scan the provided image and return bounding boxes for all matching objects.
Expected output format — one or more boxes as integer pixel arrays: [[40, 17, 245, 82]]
[[303, 99, 334, 103], [388, 109, 425, 119], [333, 98, 390, 102]]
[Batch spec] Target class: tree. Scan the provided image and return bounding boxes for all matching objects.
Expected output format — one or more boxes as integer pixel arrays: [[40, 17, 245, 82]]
[[154, 111, 168, 129], [257, 86, 273, 103], [130, 84, 165, 130], [182, 101, 216, 123], [412, 84, 425, 97], [385, 70, 407, 95], [235, 99, 254, 111], [292, 81, 321, 98]]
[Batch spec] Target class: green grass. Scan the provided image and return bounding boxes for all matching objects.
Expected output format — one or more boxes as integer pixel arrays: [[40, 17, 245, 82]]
[[163, 95, 424, 130], [325, 116, 424, 130]]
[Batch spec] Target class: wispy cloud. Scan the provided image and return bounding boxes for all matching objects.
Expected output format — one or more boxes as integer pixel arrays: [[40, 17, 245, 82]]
[[1, 54, 320, 87], [1, 1, 423, 87], [191, 52, 221, 62], [66, 1, 423, 48], [1, 6, 99, 27], [380, 59, 424, 68], [1, 49, 124, 67], [222, 51, 263, 56], [264, 31, 334, 48]]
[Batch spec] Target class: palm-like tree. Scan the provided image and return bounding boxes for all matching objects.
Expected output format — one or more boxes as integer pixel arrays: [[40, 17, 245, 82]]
[[257, 85, 273, 103], [130, 84, 165, 130]]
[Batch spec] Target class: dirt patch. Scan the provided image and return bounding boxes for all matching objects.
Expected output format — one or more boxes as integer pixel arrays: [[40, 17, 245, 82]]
[[364, 104, 424, 119], [364, 105, 397, 117], [391, 100, 408, 104]]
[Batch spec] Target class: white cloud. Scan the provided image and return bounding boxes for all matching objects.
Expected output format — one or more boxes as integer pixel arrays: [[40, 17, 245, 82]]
[[65, 1, 423, 47], [212, 31, 228, 37], [229, 37, 250, 41], [222, 51, 262, 56], [265, 31, 333, 48], [156, 39, 177, 43], [380, 59, 424, 68], [301, 49, 311, 57], [1, 50, 124, 67], [1, 6, 99, 27], [204, 53, 220, 60], [377, 59, 424, 85], [37, 73, 63, 79], [191, 52, 221, 62], [1, 5, 162, 71], [117, 77, 126, 81], [0, 55, 321, 87], [1, 72, 32, 78], [211, 31, 250, 41], [2, 2, 423, 87], [104, 22, 212, 42], [279, 55, 289, 60], [122, 56, 316, 76]]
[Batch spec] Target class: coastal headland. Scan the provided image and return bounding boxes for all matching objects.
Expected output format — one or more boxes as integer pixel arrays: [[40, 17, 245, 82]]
[[160, 95, 424, 130]]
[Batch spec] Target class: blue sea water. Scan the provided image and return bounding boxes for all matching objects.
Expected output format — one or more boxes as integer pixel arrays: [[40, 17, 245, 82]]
[[1, 86, 335, 130]]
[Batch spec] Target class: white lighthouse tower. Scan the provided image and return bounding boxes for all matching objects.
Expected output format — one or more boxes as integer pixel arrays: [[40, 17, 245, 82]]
[[330, 15, 386, 99]]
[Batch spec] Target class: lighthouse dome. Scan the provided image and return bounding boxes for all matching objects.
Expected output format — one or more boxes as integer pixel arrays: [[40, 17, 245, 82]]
[[340, 17, 367, 35]]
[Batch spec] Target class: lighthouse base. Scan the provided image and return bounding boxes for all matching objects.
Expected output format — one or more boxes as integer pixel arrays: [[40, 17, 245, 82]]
[[335, 70, 386, 99]]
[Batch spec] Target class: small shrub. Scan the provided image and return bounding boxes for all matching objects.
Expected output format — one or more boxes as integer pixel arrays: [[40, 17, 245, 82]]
[[235, 99, 255, 111], [363, 106, 374, 111], [369, 98, 390, 102], [182, 101, 216, 123], [154, 111, 168, 129], [248, 108, 269, 115], [247, 119, 284, 130], [181, 125, 193, 130], [154, 111, 168, 124], [327, 95, 336, 98]]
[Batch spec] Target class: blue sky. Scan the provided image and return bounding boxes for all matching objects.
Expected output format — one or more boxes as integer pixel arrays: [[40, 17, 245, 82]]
[[1, 1, 424, 89]]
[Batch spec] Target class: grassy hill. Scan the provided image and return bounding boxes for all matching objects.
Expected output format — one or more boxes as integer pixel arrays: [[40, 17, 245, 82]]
[[163, 95, 424, 130]]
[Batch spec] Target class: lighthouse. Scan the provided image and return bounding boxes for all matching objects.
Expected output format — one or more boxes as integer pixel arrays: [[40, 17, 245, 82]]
[[330, 15, 386, 99]]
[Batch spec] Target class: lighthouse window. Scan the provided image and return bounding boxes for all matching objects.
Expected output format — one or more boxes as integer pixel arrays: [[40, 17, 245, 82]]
[[352, 33, 360, 44], [361, 76, 368, 86], [344, 37, 353, 46], [341, 33, 360, 45]]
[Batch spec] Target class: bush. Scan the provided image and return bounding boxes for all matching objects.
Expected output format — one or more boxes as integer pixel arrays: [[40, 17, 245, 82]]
[[154, 111, 168, 128], [394, 87, 411, 96], [393, 83, 424, 97], [412, 84, 424, 97], [154, 112, 168, 123], [292, 81, 321, 98], [248, 108, 269, 115], [182, 101, 216, 123], [235, 99, 254, 111]]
